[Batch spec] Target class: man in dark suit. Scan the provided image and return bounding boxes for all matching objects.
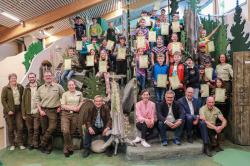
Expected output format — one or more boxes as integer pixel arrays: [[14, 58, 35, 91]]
[[178, 87, 201, 143], [157, 90, 184, 146]]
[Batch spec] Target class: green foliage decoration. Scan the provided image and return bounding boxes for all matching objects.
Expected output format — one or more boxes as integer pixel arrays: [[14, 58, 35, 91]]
[[23, 41, 43, 72], [170, 0, 179, 17]]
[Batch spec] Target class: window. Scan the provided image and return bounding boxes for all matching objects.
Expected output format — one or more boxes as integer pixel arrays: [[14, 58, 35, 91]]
[[200, 2, 214, 15], [219, 0, 246, 14]]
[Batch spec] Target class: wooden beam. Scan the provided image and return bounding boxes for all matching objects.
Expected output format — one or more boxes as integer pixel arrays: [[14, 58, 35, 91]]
[[0, 0, 102, 44]]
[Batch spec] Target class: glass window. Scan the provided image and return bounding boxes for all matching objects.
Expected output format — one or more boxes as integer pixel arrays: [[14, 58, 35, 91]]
[[219, 0, 246, 14], [200, 2, 214, 15]]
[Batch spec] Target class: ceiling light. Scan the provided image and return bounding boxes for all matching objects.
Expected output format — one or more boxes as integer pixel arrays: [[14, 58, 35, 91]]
[[43, 31, 51, 36], [1, 12, 20, 22]]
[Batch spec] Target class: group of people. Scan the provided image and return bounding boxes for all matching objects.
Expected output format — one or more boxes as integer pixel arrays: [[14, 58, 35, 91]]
[[1, 8, 233, 159]]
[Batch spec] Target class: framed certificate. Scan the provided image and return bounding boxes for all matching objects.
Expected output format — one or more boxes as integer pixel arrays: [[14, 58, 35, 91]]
[[215, 88, 226, 102], [106, 40, 115, 50], [172, 42, 181, 55], [148, 31, 156, 42], [172, 21, 180, 33], [64, 59, 72, 70], [139, 55, 148, 68], [169, 75, 180, 90], [137, 36, 146, 49], [87, 44, 94, 52], [205, 68, 213, 81], [86, 55, 94, 66], [99, 61, 107, 72], [157, 74, 167, 88], [142, 16, 151, 27], [117, 47, 126, 60], [208, 41, 215, 52], [201, 84, 209, 97], [161, 23, 169, 35], [76, 41, 82, 51]]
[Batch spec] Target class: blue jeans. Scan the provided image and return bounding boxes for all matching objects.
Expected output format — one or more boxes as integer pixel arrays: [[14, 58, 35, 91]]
[[158, 121, 184, 142], [155, 87, 166, 103], [185, 114, 198, 137], [60, 70, 75, 86], [136, 74, 146, 91]]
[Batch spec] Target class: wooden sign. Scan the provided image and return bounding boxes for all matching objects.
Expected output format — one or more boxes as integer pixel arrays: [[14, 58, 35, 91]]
[[106, 40, 115, 50], [137, 36, 146, 49], [215, 88, 226, 102], [139, 55, 148, 68], [208, 41, 215, 52], [172, 21, 180, 33], [99, 61, 107, 72], [148, 31, 156, 42], [157, 74, 167, 88], [86, 55, 94, 66], [201, 84, 209, 97], [76, 41, 82, 51], [87, 44, 94, 52], [64, 59, 71, 70], [161, 23, 169, 35], [117, 47, 126, 60], [205, 67, 213, 81], [169, 75, 180, 90]]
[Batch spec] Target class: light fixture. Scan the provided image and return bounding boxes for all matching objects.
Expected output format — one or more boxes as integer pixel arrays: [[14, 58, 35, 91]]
[[1, 12, 20, 22], [20, 20, 25, 27], [43, 31, 51, 36]]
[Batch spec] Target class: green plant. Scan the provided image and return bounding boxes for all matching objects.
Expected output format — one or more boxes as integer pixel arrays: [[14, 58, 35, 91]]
[[170, 0, 179, 17], [23, 41, 43, 72]]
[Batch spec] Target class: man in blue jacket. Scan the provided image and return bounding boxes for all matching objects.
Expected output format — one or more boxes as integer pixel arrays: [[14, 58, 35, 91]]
[[178, 87, 201, 143]]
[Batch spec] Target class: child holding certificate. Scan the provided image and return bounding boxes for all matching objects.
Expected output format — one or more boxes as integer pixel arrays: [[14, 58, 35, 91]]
[[135, 48, 148, 92], [60, 47, 80, 86], [152, 54, 169, 103], [134, 18, 150, 38], [199, 65, 210, 105], [204, 59, 217, 86], [167, 33, 184, 64], [114, 36, 127, 75], [168, 51, 185, 100], [211, 78, 229, 119], [136, 30, 150, 52], [170, 13, 184, 40], [85, 49, 98, 74], [151, 35, 168, 66]]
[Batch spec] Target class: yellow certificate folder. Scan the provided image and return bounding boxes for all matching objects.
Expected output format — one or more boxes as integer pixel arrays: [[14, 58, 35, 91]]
[[76, 41, 82, 51], [64, 59, 72, 70], [157, 74, 167, 88], [208, 41, 215, 52], [172, 42, 181, 55], [161, 23, 169, 35], [172, 21, 180, 33], [87, 44, 94, 52], [215, 88, 226, 102], [106, 40, 115, 50], [99, 61, 107, 73], [148, 31, 156, 42], [201, 84, 209, 97], [169, 75, 180, 90], [137, 36, 146, 49], [205, 68, 213, 81], [117, 47, 126, 60], [86, 55, 94, 66], [139, 55, 148, 68]]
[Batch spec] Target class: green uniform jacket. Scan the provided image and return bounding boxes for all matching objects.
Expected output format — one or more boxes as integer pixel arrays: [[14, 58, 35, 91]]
[[21, 82, 40, 117], [1, 84, 24, 116]]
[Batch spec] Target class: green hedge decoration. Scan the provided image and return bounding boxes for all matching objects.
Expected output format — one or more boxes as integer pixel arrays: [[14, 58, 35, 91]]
[[23, 41, 43, 72]]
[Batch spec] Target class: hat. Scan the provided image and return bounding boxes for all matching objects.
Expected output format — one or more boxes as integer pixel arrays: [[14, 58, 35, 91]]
[[204, 58, 211, 64], [199, 43, 206, 48], [185, 56, 193, 61], [199, 65, 205, 69]]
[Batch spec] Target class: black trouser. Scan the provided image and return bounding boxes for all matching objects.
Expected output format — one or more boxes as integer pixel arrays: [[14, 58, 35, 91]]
[[136, 122, 154, 140], [199, 121, 222, 145]]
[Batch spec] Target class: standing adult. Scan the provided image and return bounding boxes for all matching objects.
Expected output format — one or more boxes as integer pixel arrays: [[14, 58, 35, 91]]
[[36, 71, 65, 154], [22, 72, 40, 150], [1, 73, 25, 150]]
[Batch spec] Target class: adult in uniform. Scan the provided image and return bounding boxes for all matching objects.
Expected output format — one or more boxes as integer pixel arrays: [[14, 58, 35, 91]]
[[1, 73, 25, 150], [61, 80, 84, 157], [22, 72, 40, 150], [36, 71, 65, 154]]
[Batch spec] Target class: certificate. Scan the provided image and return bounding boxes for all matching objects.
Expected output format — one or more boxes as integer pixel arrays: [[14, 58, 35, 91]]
[[161, 23, 169, 35], [157, 74, 167, 88], [143, 16, 151, 27], [201, 84, 209, 97], [169, 75, 180, 90], [87, 44, 94, 52], [215, 88, 226, 102], [137, 36, 146, 49], [148, 31, 156, 42], [172, 42, 181, 54], [64, 59, 71, 70], [99, 61, 107, 72], [76, 41, 82, 51], [208, 41, 215, 52], [106, 40, 115, 50], [139, 55, 148, 68], [117, 47, 126, 60], [86, 55, 94, 66], [154, 1, 160, 10], [205, 68, 213, 81], [172, 21, 180, 33]]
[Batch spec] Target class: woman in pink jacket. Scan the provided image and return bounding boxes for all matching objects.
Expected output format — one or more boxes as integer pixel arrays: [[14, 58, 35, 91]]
[[132, 89, 156, 147]]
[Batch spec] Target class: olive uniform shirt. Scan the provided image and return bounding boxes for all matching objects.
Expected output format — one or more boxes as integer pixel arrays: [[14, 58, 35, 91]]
[[60, 90, 84, 107], [199, 105, 222, 125], [216, 63, 233, 81]]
